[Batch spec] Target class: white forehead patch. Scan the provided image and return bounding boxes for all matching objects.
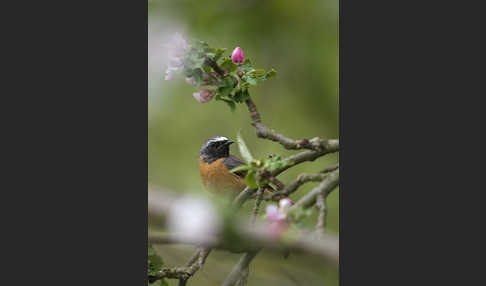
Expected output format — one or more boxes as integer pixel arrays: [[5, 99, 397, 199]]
[[208, 136, 228, 143]]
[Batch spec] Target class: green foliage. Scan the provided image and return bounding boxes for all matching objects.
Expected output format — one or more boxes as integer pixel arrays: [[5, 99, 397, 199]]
[[236, 130, 254, 163], [182, 41, 276, 111], [231, 134, 293, 188], [148, 244, 168, 286]]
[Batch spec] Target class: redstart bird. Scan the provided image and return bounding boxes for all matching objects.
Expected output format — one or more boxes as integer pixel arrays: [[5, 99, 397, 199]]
[[198, 136, 273, 196]]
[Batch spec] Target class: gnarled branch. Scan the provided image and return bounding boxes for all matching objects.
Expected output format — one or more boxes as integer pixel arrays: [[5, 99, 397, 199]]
[[291, 169, 339, 210]]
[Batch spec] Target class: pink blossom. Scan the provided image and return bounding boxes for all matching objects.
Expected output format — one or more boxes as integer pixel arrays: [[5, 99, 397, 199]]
[[268, 220, 288, 239], [167, 33, 188, 57], [266, 205, 279, 221], [265, 199, 293, 238], [164, 33, 189, 80], [193, 89, 215, 103], [167, 196, 221, 245], [231, 46, 245, 64]]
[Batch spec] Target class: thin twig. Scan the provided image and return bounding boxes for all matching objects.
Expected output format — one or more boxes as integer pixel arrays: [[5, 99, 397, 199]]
[[252, 188, 264, 224], [149, 247, 212, 283], [320, 163, 339, 174], [221, 251, 260, 286], [235, 266, 249, 286], [315, 193, 327, 236], [268, 176, 285, 190], [245, 98, 339, 152], [269, 173, 328, 200], [270, 144, 339, 178], [178, 278, 187, 286], [233, 186, 257, 208], [205, 57, 226, 77], [228, 188, 264, 286], [290, 169, 339, 210]]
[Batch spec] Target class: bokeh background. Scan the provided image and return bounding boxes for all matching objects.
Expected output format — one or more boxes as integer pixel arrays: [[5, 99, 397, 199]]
[[148, 0, 339, 285]]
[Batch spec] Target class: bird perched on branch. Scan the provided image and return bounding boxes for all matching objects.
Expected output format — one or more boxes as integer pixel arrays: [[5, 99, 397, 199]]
[[198, 136, 273, 196]]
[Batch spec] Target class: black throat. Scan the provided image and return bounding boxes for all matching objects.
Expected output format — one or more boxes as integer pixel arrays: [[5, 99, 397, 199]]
[[199, 146, 230, 164]]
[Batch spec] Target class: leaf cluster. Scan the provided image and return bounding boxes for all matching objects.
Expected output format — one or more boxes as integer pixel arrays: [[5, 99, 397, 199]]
[[148, 244, 168, 286], [182, 41, 276, 111], [231, 155, 292, 189]]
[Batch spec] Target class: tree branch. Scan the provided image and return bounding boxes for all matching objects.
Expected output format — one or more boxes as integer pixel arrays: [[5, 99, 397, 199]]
[[291, 169, 339, 210], [320, 163, 339, 174], [315, 193, 327, 236], [269, 173, 328, 200], [221, 251, 260, 286], [252, 188, 264, 224], [270, 144, 339, 178], [204, 58, 340, 155], [268, 176, 285, 191], [148, 189, 338, 262], [205, 57, 226, 77], [245, 98, 339, 153], [232, 186, 257, 208], [149, 247, 211, 283]]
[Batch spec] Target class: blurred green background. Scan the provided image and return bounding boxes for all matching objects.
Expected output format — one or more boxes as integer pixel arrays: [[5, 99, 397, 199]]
[[148, 0, 339, 285]]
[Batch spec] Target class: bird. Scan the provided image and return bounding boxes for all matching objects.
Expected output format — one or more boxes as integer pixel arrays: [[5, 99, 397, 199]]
[[198, 136, 273, 196]]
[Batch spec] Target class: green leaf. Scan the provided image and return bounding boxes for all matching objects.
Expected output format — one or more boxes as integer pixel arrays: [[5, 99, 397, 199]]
[[263, 69, 276, 80], [148, 244, 164, 276], [236, 131, 254, 163], [240, 59, 253, 72], [233, 89, 249, 103], [246, 76, 257, 86], [220, 58, 237, 73], [213, 48, 226, 61], [218, 77, 234, 98], [231, 165, 252, 173], [249, 69, 265, 76], [245, 170, 258, 188], [222, 99, 236, 112], [148, 244, 168, 286]]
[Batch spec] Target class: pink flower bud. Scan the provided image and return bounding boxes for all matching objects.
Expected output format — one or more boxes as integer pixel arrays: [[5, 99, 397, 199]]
[[193, 89, 214, 103], [231, 46, 245, 64]]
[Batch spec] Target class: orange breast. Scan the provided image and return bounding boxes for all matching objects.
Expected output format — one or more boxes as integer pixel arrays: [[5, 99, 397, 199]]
[[199, 157, 247, 194]]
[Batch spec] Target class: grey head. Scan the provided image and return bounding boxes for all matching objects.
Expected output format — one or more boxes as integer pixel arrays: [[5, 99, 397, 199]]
[[199, 136, 234, 163]]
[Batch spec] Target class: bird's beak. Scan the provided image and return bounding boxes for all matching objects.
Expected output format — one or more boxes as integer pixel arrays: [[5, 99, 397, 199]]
[[225, 140, 234, 146]]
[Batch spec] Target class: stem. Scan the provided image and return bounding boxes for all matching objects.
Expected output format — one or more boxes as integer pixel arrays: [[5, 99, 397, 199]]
[[291, 169, 339, 210], [221, 251, 260, 286]]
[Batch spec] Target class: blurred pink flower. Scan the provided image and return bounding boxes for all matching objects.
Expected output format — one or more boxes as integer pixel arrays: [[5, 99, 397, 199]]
[[266, 205, 279, 221], [231, 46, 245, 64], [164, 33, 189, 80], [167, 196, 221, 245], [193, 89, 215, 103], [167, 33, 188, 58], [268, 220, 288, 239], [265, 197, 293, 238]]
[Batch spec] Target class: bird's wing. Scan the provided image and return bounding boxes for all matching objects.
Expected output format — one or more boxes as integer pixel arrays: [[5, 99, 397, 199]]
[[223, 156, 247, 178]]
